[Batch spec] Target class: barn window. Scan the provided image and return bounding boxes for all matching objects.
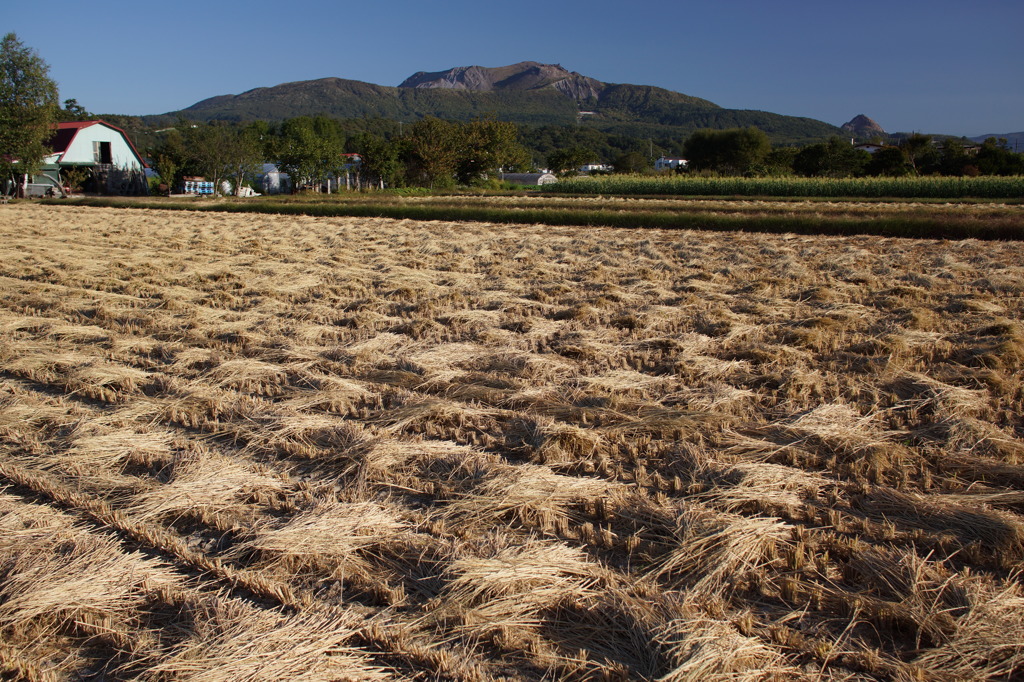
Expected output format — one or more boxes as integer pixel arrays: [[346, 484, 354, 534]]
[[93, 141, 112, 164]]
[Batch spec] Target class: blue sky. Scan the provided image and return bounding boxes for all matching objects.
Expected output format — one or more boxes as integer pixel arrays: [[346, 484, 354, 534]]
[[7, 0, 1022, 136]]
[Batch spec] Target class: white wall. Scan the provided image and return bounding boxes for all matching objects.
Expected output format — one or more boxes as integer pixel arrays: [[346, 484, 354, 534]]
[[60, 124, 143, 170]]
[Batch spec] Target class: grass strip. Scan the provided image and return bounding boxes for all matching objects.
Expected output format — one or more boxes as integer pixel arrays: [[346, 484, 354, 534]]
[[228, 194, 1023, 215], [46, 197, 1024, 241], [543, 174, 1024, 199]]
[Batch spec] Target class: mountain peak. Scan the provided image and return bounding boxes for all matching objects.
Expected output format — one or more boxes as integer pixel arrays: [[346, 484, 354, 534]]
[[398, 62, 605, 101], [842, 114, 886, 137]]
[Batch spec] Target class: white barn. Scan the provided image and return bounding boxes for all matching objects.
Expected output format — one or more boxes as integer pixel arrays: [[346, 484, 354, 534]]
[[38, 120, 148, 195]]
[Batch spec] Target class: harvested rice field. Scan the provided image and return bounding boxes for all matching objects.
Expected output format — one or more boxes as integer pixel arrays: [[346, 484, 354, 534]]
[[1, 202, 1023, 680]]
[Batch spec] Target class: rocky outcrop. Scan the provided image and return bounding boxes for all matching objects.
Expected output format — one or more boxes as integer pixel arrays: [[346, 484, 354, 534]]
[[400, 65, 494, 91], [552, 75, 604, 102], [842, 114, 886, 137], [399, 61, 606, 102]]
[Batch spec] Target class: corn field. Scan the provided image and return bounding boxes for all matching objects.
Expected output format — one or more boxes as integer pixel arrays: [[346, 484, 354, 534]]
[[1, 203, 1023, 680], [546, 174, 1024, 199]]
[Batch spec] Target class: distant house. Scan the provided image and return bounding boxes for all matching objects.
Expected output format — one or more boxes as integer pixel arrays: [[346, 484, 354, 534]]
[[655, 156, 688, 171], [39, 120, 148, 195], [499, 172, 557, 186], [339, 153, 362, 190], [853, 143, 887, 155], [580, 163, 610, 173], [258, 155, 364, 195], [256, 164, 291, 195]]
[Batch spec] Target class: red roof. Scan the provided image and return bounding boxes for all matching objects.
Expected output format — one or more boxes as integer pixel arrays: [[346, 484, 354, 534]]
[[46, 120, 149, 168]]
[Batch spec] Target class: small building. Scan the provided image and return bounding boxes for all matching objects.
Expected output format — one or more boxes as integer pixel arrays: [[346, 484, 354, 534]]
[[256, 164, 292, 195], [40, 120, 148, 195], [853, 143, 887, 155], [339, 153, 362, 190], [499, 172, 557, 186], [655, 156, 688, 171], [580, 163, 611, 173]]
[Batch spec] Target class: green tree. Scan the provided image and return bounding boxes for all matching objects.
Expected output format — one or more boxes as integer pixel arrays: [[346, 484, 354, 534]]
[[151, 121, 264, 194], [61, 98, 90, 121], [976, 137, 1024, 176], [0, 33, 60, 195], [275, 116, 347, 191], [937, 138, 971, 176], [897, 134, 939, 174], [403, 117, 459, 188], [792, 137, 868, 177], [149, 126, 187, 190], [225, 123, 266, 195], [763, 147, 798, 175], [864, 146, 912, 176], [59, 166, 89, 193], [350, 132, 402, 189], [683, 127, 771, 175], [455, 117, 531, 183], [181, 122, 234, 191], [612, 151, 650, 174], [546, 145, 597, 174]]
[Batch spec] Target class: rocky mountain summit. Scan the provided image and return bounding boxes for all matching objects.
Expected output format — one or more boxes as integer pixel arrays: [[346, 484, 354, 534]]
[[842, 114, 886, 138], [399, 61, 606, 102]]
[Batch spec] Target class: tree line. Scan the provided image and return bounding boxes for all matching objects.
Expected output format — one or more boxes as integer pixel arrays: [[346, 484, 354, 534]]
[[549, 127, 1024, 178], [148, 115, 533, 194]]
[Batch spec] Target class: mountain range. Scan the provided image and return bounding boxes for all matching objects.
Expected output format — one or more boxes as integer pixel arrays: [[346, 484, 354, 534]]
[[151, 61, 844, 145], [970, 132, 1023, 149]]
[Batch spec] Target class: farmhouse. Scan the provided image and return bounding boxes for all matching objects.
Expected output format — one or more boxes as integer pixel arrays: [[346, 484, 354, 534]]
[[655, 156, 688, 171], [38, 120, 148, 196]]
